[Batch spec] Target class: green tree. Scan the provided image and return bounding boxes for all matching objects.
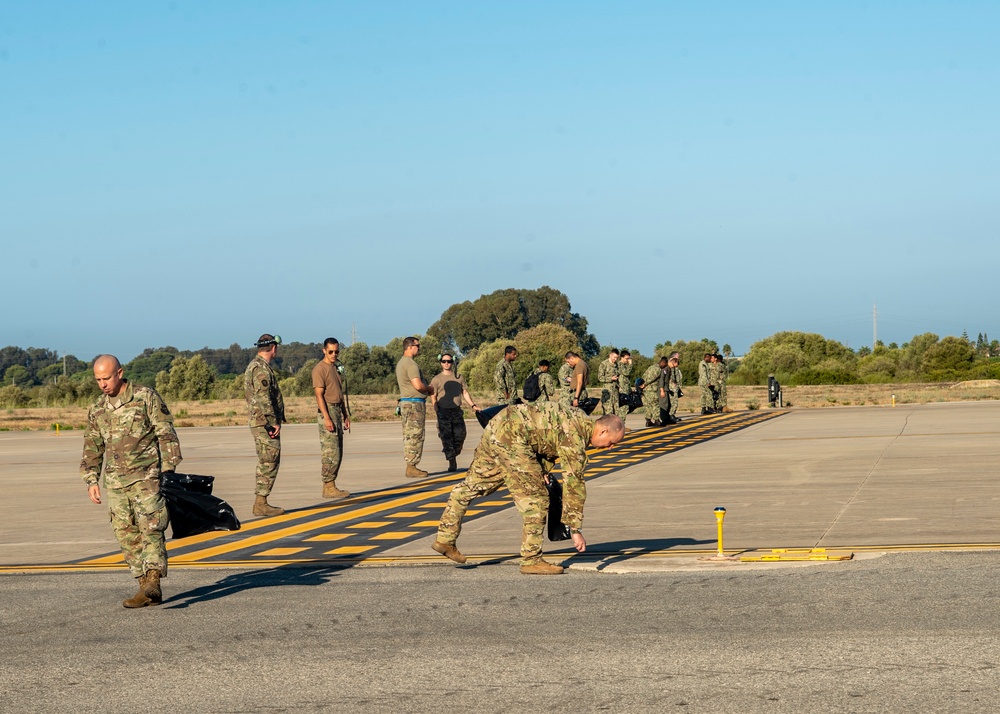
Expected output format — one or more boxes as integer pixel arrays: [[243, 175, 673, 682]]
[[155, 355, 217, 401], [921, 336, 976, 378], [4, 365, 32, 388], [126, 351, 177, 387], [0, 384, 30, 408], [736, 332, 856, 384]]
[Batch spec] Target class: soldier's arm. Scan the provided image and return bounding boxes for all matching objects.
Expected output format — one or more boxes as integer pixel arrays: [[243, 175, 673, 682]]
[[556, 442, 589, 529], [148, 390, 182, 471], [80, 408, 105, 488]]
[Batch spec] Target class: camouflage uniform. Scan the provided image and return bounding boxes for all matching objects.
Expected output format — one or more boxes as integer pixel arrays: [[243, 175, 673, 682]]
[[641, 364, 662, 423], [396, 355, 427, 467], [244, 354, 284, 496], [616, 359, 633, 418], [313, 360, 347, 485], [494, 359, 517, 404], [523, 367, 558, 404], [80, 381, 181, 578], [667, 365, 683, 420], [436, 403, 592, 566], [698, 359, 715, 413], [716, 359, 729, 410], [557, 363, 574, 408], [597, 358, 620, 416]]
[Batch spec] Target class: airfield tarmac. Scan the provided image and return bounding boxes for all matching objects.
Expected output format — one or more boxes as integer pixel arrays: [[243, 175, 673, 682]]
[[2, 402, 999, 712]]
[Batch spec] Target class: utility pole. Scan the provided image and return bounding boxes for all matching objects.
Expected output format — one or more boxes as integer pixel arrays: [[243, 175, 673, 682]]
[[873, 302, 877, 348], [351, 323, 358, 346]]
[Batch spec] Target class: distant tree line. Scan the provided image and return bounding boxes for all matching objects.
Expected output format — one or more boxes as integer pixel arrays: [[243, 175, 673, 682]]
[[3, 289, 998, 410]]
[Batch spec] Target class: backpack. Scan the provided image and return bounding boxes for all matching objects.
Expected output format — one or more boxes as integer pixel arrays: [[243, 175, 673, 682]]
[[522, 371, 542, 401]]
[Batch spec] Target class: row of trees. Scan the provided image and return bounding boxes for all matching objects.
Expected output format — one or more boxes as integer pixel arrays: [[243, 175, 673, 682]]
[[3, 287, 998, 409]]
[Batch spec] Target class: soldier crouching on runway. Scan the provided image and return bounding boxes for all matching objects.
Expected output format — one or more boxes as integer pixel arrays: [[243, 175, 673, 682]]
[[432, 402, 625, 574], [81, 355, 181, 608]]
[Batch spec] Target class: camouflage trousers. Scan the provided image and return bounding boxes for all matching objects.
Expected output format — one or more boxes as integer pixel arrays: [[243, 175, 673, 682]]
[[668, 387, 681, 418], [317, 404, 344, 482], [437, 438, 549, 566], [700, 384, 716, 411], [400, 400, 426, 466], [642, 389, 660, 422], [250, 425, 280, 496], [600, 386, 620, 416], [107, 478, 168, 578], [435, 407, 467, 460], [559, 389, 574, 409], [616, 387, 632, 419], [717, 384, 728, 409]]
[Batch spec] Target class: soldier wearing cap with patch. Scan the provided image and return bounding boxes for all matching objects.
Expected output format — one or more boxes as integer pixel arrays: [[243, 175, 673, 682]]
[[244, 333, 285, 516], [81, 354, 181, 608]]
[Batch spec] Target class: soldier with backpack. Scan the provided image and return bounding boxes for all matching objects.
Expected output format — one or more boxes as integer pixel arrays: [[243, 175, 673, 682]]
[[523, 360, 557, 403]]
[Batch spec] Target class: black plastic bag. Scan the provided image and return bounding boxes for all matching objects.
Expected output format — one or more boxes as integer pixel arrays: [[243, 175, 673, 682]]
[[161, 471, 241, 539], [618, 391, 643, 413], [546, 477, 572, 541], [476, 404, 508, 428]]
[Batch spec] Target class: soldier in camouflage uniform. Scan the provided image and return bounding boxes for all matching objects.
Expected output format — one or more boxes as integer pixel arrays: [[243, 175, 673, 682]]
[[244, 334, 286, 516], [525, 360, 558, 403], [396, 336, 434, 478], [597, 349, 620, 416], [640, 357, 667, 427], [312, 337, 351, 500], [616, 350, 634, 418], [698, 352, 716, 414], [715, 354, 731, 412], [493, 345, 519, 404], [432, 403, 625, 574], [81, 354, 181, 608], [666, 352, 683, 423], [557, 357, 574, 408]]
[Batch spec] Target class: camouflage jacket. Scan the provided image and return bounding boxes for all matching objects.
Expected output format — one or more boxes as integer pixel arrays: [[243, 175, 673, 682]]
[[537, 369, 558, 400], [244, 355, 285, 428], [617, 360, 633, 392], [715, 360, 728, 387], [597, 359, 619, 388], [698, 360, 712, 386], [668, 366, 683, 392], [493, 359, 517, 402], [80, 381, 182, 489], [641, 364, 662, 391], [485, 402, 593, 529], [558, 363, 573, 391]]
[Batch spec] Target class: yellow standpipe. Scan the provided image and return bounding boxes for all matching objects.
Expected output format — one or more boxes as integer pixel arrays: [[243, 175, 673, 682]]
[[714, 506, 726, 556]]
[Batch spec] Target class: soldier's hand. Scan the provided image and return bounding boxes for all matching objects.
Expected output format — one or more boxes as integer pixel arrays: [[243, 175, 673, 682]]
[[572, 532, 586, 552], [343, 416, 351, 431], [325, 417, 336, 433], [88, 484, 102, 505]]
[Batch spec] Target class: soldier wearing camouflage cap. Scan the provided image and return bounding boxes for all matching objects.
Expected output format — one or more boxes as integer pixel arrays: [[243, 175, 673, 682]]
[[432, 402, 625, 574], [244, 334, 285, 516], [81, 354, 181, 608]]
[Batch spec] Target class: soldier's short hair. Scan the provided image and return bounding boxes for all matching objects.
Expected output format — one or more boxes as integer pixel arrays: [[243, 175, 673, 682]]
[[659, 356, 668, 365], [323, 337, 340, 349], [669, 352, 680, 361], [565, 351, 580, 359], [504, 345, 517, 355], [538, 360, 550, 368], [609, 348, 619, 356], [255, 334, 281, 350], [620, 350, 630, 357], [403, 336, 420, 349]]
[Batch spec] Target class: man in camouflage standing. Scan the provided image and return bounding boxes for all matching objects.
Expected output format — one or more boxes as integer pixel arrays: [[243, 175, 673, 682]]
[[429, 352, 480, 472], [81, 354, 181, 608], [493, 345, 519, 404], [431, 402, 625, 574], [665, 351, 683, 424], [312, 337, 350, 500], [714, 353, 731, 412], [641, 356, 667, 427], [558, 355, 574, 408], [597, 348, 620, 416], [525, 359, 558, 403], [698, 352, 715, 414], [616, 349, 634, 418], [396, 336, 433, 478], [245, 333, 285, 516]]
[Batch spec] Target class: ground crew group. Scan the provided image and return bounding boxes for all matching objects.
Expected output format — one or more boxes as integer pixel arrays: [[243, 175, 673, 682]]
[[79, 335, 720, 606]]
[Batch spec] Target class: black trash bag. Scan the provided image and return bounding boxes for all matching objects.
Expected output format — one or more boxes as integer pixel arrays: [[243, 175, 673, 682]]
[[546, 477, 572, 541], [578, 397, 600, 415], [161, 471, 241, 539], [618, 390, 643, 414], [476, 404, 508, 428]]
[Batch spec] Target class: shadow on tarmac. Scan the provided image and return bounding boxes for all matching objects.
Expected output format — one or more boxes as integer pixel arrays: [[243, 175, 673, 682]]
[[555, 537, 717, 569], [163, 565, 349, 609]]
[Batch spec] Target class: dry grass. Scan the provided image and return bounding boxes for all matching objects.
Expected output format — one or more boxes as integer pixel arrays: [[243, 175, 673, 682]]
[[4, 383, 1000, 431]]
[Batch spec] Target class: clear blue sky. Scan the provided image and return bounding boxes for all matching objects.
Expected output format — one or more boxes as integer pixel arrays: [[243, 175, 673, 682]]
[[3, 1, 997, 362]]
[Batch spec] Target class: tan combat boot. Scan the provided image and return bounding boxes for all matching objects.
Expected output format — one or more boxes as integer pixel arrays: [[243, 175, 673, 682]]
[[142, 569, 162, 604], [431, 540, 467, 564], [122, 574, 153, 609], [322, 481, 350, 499], [253, 495, 285, 517], [405, 464, 429, 479], [520, 559, 564, 575]]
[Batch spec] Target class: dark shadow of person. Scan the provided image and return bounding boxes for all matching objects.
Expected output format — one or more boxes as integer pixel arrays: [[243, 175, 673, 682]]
[[164, 564, 348, 609]]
